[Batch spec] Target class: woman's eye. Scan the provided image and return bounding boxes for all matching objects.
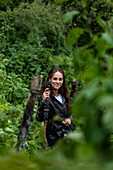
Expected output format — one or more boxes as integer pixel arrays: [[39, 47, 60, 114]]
[[53, 78, 57, 80], [53, 78, 63, 81]]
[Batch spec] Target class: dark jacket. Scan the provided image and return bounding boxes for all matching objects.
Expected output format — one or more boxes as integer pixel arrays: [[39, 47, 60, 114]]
[[36, 95, 73, 147]]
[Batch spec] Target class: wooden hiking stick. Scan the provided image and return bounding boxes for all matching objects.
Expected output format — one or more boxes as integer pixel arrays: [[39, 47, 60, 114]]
[[18, 75, 43, 151], [42, 122, 47, 151], [70, 79, 78, 98]]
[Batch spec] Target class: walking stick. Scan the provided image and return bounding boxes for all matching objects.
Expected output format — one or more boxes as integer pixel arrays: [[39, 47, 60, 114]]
[[70, 79, 78, 98], [42, 122, 47, 151], [18, 75, 43, 151]]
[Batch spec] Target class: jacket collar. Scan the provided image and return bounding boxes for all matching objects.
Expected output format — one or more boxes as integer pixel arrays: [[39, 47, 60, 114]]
[[53, 95, 65, 105]]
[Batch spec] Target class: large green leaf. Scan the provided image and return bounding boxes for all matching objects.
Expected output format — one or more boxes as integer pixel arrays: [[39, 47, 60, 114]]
[[63, 10, 79, 23], [66, 28, 84, 48], [102, 31, 113, 46]]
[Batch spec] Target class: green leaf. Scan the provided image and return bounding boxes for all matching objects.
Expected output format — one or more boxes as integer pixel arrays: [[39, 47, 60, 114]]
[[55, 0, 68, 4], [63, 10, 79, 23], [97, 17, 107, 30], [66, 28, 84, 48], [102, 31, 113, 46]]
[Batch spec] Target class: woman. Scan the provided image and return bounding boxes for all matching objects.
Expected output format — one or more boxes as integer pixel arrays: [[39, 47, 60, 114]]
[[36, 67, 73, 147]]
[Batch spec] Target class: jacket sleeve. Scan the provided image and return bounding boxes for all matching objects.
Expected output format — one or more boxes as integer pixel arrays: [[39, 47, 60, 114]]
[[36, 96, 50, 122]]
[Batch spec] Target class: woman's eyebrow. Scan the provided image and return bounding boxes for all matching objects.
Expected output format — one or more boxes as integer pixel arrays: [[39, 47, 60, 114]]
[[53, 77, 63, 80]]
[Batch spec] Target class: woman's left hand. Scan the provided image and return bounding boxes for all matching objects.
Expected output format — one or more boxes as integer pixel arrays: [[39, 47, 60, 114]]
[[62, 118, 71, 126]]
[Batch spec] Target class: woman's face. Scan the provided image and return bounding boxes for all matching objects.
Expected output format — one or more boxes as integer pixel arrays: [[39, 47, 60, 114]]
[[50, 71, 63, 90]]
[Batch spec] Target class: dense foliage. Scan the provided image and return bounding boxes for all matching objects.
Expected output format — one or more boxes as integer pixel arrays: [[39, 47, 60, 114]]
[[0, 0, 113, 169]]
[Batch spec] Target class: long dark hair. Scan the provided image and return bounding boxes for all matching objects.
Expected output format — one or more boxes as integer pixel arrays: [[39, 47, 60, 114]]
[[42, 67, 70, 107]]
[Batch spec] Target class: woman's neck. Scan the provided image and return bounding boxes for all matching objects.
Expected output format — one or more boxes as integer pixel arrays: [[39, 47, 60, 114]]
[[53, 89, 59, 96]]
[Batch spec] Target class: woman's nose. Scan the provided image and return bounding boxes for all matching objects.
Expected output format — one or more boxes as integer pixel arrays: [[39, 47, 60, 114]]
[[56, 79, 60, 83]]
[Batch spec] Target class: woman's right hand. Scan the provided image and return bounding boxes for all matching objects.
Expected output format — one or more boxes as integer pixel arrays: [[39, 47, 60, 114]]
[[42, 88, 50, 103]]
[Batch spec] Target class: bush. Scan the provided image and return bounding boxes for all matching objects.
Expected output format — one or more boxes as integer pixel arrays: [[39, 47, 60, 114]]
[[13, 0, 65, 53]]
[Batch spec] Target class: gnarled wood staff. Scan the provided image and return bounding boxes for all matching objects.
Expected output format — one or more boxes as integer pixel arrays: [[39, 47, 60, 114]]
[[18, 75, 43, 151], [70, 79, 78, 98]]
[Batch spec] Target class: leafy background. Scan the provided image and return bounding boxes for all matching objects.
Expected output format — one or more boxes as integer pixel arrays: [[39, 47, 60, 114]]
[[0, 0, 113, 169]]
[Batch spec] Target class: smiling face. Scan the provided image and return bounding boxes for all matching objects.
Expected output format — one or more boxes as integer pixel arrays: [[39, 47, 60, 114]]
[[50, 71, 63, 90]]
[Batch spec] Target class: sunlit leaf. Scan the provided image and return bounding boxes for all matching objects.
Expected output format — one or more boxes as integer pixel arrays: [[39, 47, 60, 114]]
[[102, 31, 113, 46], [97, 17, 107, 30], [63, 10, 79, 23]]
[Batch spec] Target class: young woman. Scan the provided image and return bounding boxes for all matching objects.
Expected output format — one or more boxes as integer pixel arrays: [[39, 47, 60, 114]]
[[36, 67, 73, 147]]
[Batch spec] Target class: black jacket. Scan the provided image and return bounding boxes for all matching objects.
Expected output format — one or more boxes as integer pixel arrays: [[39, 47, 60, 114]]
[[36, 95, 73, 147]]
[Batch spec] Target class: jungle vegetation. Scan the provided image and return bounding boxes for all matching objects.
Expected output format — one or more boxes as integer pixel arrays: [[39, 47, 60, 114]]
[[0, 0, 113, 169]]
